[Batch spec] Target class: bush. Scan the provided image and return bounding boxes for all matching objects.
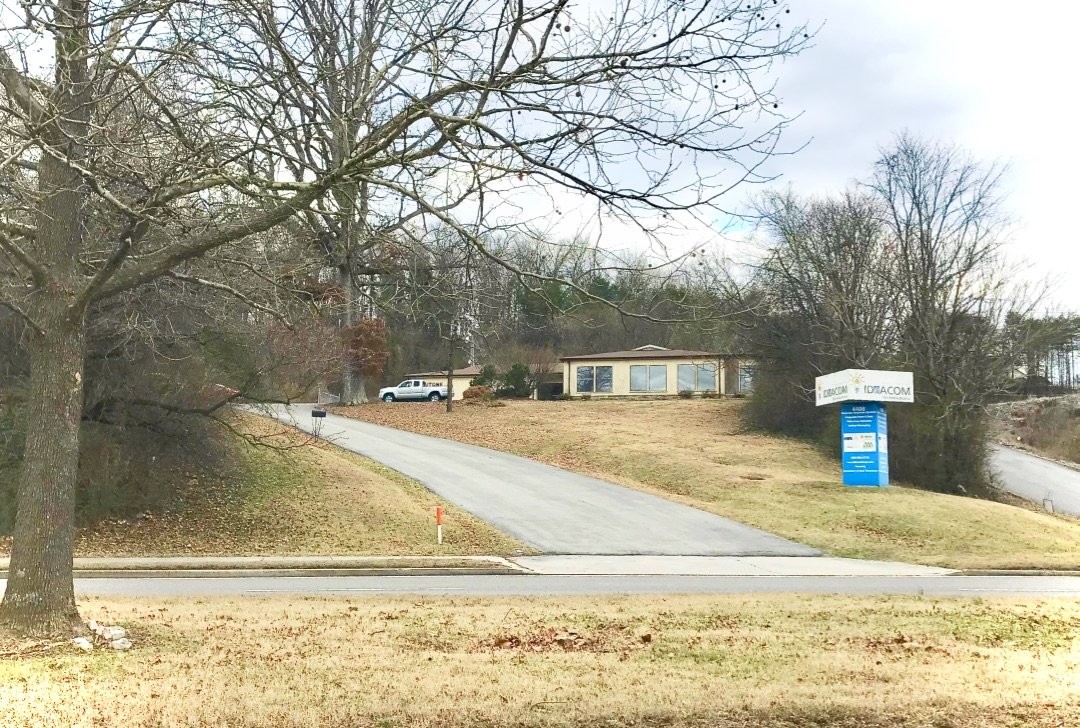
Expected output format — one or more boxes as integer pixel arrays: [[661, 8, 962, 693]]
[[741, 367, 823, 438], [1, 408, 226, 535], [701, 390, 719, 399], [462, 385, 493, 401], [556, 393, 573, 401], [469, 365, 499, 388], [579, 394, 592, 401], [500, 363, 532, 398], [677, 390, 694, 399], [0, 397, 25, 533]]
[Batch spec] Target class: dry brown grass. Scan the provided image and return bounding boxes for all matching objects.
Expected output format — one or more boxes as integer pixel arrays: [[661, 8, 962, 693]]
[[1, 594, 1077, 727], [69, 414, 527, 557], [991, 395, 1080, 464], [337, 399, 1080, 569]]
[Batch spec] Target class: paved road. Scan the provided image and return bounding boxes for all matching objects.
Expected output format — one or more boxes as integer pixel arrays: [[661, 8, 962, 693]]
[[36, 574, 1080, 598], [991, 445, 1080, 517], [261, 405, 818, 556]]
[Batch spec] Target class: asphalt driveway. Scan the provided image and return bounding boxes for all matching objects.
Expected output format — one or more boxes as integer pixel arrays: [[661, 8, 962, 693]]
[[262, 405, 819, 557], [991, 444, 1080, 517]]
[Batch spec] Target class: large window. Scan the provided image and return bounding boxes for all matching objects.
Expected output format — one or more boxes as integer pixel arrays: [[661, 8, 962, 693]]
[[677, 363, 718, 392], [630, 364, 668, 392], [576, 365, 613, 393], [738, 363, 755, 394]]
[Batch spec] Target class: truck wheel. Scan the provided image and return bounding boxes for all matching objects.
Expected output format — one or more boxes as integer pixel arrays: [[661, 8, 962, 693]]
[[382, 393, 395, 403], [428, 391, 442, 402]]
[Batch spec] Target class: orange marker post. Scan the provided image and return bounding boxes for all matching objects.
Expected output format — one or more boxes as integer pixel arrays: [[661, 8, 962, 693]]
[[435, 506, 443, 545]]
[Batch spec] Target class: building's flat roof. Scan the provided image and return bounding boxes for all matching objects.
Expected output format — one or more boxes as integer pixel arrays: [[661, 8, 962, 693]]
[[404, 365, 484, 378], [560, 348, 725, 361]]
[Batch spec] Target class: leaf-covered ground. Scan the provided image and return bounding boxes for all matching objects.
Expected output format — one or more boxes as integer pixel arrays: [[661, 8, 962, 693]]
[[2, 594, 1078, 727], [335, 399, 1080, 569], [2, 414, 526, 557]]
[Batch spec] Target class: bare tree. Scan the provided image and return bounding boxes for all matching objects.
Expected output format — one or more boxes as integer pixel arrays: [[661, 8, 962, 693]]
[[871, 133, 1020, 493], [744, 134, 1033, 495], [754, 189, 895, 370], [0, 0, 809, 633], [740, 190, 893, 433]]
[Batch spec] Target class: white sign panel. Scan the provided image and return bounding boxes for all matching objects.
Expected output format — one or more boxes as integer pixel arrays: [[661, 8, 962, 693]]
[[815, 369, 915, 406], [842, 433, 877, 452]]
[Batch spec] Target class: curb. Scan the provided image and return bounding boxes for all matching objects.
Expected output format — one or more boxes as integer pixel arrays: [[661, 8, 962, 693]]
[[61, 567, 524, 579], [958, 569, 1080, 577], [0, 556, 531, 578]]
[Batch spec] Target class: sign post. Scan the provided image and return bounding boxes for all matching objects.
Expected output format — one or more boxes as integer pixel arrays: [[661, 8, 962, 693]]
[[815, 369, 913, 488]]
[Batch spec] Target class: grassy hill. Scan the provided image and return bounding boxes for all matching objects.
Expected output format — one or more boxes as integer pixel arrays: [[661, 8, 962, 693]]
[[336, 398, 1080, 570], [991, 394, 1080, 465], [1, 413, 525, 558]]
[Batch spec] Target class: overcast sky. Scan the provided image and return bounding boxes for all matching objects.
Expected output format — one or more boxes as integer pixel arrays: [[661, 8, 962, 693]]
[[517, 1, 1078, 311], [760, 0, 1079, 310]]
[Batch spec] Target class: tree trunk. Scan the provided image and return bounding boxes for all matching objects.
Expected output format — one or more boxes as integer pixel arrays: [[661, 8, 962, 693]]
[[445, 335, 455, 413], [0, 313, 86, 634], [338, 271, 369, 404], [339, 268, 361, 404], [0, 0, 90, 634]]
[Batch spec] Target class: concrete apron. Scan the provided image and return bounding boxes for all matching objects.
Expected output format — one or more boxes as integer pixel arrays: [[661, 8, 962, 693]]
[[509, 555, 957, 577]]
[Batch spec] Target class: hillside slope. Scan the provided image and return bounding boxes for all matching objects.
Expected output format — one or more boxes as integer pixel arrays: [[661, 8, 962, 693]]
[[337, 399, 1080, 569], [991, 394, 1080, 465], [1, 414, 525, 557]]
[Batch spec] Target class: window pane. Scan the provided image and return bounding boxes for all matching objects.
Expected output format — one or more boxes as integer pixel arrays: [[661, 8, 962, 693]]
[[739, 364, 755, 394], [595, 366, 613, 393], [697, 363, 717, 391], [649, 365, 667, 392], [677, 364, 695, 392], [576, 366, 594, 393], [630, 365, 648, 392]]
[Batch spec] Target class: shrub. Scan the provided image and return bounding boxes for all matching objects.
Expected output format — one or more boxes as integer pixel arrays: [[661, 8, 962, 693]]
[[1, 408, 226, 535], [0, 396, 26, 533], [677, 390, 694, 399], [556, 393, 573, 401], [579, 394, 591, 401], [742, 367, 823, 438], [500, 363, 532, 398], [462, 385, 493, 401], [469, 365, 499, 388], [701, 390, 719, 399]]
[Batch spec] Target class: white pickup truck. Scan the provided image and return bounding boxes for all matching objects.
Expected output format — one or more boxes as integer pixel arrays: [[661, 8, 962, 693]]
[[378, 379, 449, 402]]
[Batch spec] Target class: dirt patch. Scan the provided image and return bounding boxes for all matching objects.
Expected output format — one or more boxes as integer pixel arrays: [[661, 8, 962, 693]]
[[474, 624, 651, 655]]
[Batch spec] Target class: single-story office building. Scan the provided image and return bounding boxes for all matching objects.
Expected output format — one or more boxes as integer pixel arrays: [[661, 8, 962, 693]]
[[560, 345, 753, 398]]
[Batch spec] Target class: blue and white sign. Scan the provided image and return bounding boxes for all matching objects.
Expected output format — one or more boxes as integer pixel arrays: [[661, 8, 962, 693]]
[[840, 402, 889, 487]]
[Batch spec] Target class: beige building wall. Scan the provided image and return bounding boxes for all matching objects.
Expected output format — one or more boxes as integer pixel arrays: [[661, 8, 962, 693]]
[[563, 357, 726, 397], [423, 375, 475, 400]]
